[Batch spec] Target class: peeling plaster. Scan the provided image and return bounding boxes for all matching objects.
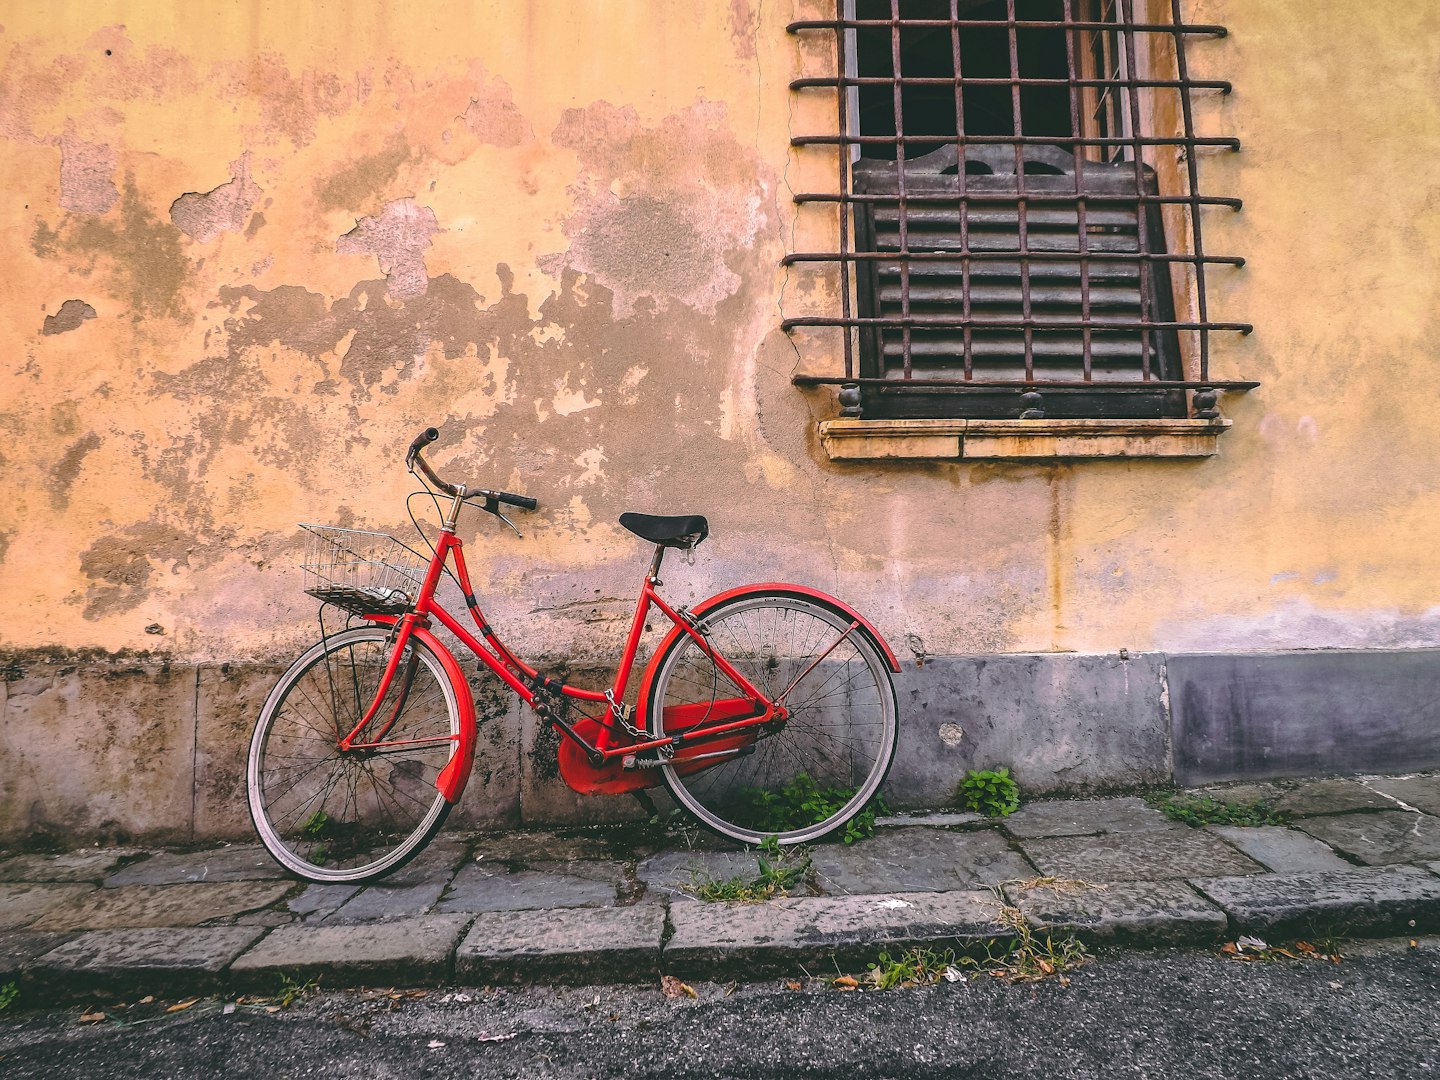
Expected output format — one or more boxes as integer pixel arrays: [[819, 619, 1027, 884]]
[[58, 131, 119, 214], [169, 152, 262, 243], [315, 135, 410, 214], [32, 181, 193, 321], [543, 100, 767, 317], [460, 75, 532, 147], [335, 197, 441, 300], [41, 299, 97, 335], [51, 433, 102, 510], [79, 521, 198, 619]]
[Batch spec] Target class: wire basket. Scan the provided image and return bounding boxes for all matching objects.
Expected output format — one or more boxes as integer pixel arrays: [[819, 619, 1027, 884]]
[[298, 524, 428, 616]]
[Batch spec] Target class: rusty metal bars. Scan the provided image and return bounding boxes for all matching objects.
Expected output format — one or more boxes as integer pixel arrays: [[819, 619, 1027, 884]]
[[785, 1, 1253, 417]]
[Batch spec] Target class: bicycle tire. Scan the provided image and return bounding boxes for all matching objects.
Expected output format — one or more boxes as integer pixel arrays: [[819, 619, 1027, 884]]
[[646, 590, 898, 846], [247, 625, 460, 883]]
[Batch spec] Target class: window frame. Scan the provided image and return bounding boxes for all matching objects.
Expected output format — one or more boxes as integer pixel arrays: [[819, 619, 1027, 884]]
[[784, 0, 1255, 435]]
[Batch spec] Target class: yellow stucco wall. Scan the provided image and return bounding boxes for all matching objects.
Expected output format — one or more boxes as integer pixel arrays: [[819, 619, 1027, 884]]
[[2, 0, 1438, 671]]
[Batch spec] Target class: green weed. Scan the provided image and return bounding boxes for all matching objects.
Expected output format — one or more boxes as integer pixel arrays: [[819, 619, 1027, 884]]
[[864, 947, 962, 990], [957, 768, 1021, 817], [738, 774, 889, 844], [275, 973, 319, 1008], [1148, 792, 1287, 828], [687, 838, 813, 902], [0, 981, 18, 1011]]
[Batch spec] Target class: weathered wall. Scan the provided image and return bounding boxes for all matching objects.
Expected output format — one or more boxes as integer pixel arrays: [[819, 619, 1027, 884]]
[[3, 2, 1440, 841]]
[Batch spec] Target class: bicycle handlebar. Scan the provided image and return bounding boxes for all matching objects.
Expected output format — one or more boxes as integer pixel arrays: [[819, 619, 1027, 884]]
[[405, 427, 539, 511]]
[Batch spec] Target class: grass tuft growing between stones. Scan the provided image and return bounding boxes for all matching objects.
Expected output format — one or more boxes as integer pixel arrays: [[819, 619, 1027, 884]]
[[1147, 792, 1289, 828]]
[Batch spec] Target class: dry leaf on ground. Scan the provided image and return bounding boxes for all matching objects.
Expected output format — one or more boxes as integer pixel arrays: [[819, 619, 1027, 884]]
[[661, 976, 697, 1000]]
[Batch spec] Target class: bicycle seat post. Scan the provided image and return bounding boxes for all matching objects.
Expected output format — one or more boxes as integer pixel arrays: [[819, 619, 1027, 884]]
[[648, 544, 665, 585]]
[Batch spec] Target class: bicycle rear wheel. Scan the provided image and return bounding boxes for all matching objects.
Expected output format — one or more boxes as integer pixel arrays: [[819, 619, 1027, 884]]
[[246, 625, 460, 883], [646, 591, 898, 846]]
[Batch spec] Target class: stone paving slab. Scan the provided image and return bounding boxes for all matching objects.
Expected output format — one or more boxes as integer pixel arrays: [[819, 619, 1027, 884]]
[[28, 882, 293, 931], [664, 891, 1008, 979], [1002, 797, 1179, 839], [874, 812, 982, 828], [1209, 826, 1353, 873], [229, 914, 473, 989], [102, 846, 289, 886], [0, 850, 140, 883], [455, 906, 664, 985], [1190, 864, 1440, 938], [809, 828, 1035, 895], [1002, 880, 1228, 946], [1294, 811, 1440, 866], [470, 831, 614, 865], [375, 838, 471, 887], [1365, 775, 1440, 816], [1274, 778, 1397, 817], [321, 880, 449, 924], [288, 883, 360, 919], [635, 849, 769, 900], [22, 926, 265, 1001], [0, 884, 97, 931], [1018, 830, 1266, 881], [1189, 782, 1292, 806], [0, 932, 76, 977], [436, 864, 618, 913], [524, 859, 632, 885]]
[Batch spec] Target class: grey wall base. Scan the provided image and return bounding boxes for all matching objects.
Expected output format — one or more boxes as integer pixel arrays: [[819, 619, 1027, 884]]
[[1167, 651, 1440, 785], [4, 648, 1440, 844]]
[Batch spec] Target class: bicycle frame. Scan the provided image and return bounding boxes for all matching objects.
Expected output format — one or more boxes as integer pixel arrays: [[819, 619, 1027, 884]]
[[336, 520, 779, 802], [327, 459, 903, 805]]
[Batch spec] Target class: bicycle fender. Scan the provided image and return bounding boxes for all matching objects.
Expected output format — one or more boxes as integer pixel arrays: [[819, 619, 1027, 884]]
[[368, 618, 477, 803], [634, 583, 901, 732]]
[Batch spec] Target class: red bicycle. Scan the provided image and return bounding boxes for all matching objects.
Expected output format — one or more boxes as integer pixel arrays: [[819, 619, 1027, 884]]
[[247, 427, 900, 883]]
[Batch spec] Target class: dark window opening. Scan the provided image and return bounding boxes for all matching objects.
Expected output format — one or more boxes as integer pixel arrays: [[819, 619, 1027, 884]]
[[855, 0, 1076, 159], [784, 1, 1254, 423]]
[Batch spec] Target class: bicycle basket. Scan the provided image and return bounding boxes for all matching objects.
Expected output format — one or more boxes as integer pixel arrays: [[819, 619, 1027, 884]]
[[298, 524, 428, 617]]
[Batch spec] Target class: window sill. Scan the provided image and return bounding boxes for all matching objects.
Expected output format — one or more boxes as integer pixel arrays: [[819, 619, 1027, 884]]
[[818, 418, 1233, 461]]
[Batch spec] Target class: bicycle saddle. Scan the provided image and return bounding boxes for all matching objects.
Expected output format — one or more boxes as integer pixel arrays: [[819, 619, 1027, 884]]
[[619, 512, 709, 548]]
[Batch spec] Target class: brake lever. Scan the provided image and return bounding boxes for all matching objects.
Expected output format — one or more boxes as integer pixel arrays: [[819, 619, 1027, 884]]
[[483, 496, 523, 538]]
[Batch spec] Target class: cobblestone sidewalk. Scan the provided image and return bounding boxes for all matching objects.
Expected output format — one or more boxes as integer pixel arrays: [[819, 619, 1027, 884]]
[[4, 774, 1440, 1001]]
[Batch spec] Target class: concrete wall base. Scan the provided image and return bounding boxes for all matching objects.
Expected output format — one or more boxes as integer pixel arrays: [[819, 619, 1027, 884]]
[[4, 648, 1438, 846]]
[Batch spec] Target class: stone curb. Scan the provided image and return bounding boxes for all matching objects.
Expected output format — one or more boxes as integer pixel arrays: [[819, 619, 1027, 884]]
[[17, 927, 266, 1004], [1189, 864, 1440, 938], [10, 868, 1440, 997], [662, 891, 1009, 980]]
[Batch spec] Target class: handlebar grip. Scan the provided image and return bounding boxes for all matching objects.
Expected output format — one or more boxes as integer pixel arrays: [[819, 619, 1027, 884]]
[[495, 490, 538, 511], [407, 427, 440, 463]]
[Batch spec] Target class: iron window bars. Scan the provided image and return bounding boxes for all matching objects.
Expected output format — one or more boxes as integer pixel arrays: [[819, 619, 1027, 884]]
[[785, 0, 1255, 421]]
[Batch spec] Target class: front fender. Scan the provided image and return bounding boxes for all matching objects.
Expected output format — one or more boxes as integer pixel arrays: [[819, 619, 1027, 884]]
[[635, 584, 900, 733], [367, 616, 477, 803]]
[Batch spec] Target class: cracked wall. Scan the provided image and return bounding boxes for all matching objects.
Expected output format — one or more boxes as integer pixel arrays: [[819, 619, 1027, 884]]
[[3, 0, 1440, 663], [3, 2, 1440, 839]]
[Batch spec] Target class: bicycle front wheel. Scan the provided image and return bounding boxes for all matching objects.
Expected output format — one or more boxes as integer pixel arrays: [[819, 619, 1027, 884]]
[[646, 591, 898, 846], [247, 625, 460, 883]]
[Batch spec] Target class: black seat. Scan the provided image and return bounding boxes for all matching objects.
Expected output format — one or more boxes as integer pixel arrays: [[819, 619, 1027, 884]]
[[619, 512, 709, 548]]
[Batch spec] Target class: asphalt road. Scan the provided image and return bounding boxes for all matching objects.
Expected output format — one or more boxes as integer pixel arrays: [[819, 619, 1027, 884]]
[[2, 939, 1437, 1079]]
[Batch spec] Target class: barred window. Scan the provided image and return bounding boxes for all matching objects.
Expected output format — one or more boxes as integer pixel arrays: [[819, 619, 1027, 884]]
[[786, 0, 1254, 423]]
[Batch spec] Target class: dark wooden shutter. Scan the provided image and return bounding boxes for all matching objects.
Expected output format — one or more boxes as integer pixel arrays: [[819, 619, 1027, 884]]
[[852, 143, 1184, 419]]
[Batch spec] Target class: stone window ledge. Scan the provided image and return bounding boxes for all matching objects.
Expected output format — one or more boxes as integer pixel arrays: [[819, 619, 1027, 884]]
[[818, 417, 1232, 461]]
